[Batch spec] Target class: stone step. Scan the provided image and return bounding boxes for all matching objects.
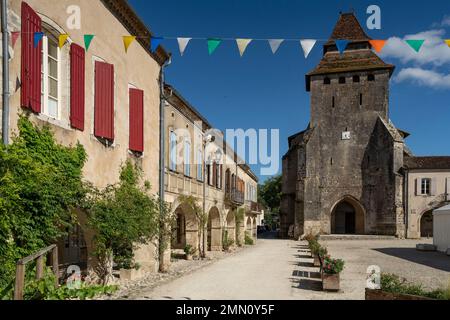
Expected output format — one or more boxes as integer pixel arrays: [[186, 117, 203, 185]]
[[318, 234, 397, 241]]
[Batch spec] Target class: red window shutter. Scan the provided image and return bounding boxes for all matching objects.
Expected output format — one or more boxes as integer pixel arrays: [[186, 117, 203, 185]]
[[129, 88, 144, 153], [70, 43, 85, 131], [21, 2, 42, 113], [94, 61, 114, 141]]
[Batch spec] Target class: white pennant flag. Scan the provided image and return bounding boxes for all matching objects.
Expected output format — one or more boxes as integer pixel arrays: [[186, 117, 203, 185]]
[[300, 39, 317, 58], [268, 39, 284, 54], [236, 39, 252, 57], [177, 37, 192, 56]]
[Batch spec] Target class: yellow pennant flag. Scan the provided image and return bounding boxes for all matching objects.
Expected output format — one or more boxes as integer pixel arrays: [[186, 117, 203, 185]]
[[123, 36, 136, 53], [445, 40, 450, 48], [236, 39, 252, 57], [59, 34, 69, 48]]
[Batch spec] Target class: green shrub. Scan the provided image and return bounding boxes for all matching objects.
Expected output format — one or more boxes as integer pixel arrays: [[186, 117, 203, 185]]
[[244, 232, 254, 245], [222, 230, 235, 251], [0, 116, 87, 290], [184, 245, 196, 256], [381, 274, 450, 300]]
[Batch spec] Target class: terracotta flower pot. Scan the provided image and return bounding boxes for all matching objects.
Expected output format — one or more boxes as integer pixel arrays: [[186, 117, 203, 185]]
[[322, 272, 340, 291]]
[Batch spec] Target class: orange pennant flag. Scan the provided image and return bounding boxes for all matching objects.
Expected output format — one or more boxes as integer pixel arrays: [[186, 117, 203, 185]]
[[445, 40, 450, 48], [369, 40, 387, 53]]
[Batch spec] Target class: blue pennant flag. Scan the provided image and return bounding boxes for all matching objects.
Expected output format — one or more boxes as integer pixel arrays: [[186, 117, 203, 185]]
[[34, 32, 44, 48], [335, 39, 349, 55], [150, 37, 164, 52]]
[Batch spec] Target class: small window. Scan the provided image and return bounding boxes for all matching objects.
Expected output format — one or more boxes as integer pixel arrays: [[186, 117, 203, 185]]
[[324, 77, 331, 85], [330, 158, 333, 166], [169, 131, 177, 171], [368, 74, 375, 81], [359, 93, 363, 106], [353, 75, 360, 83], [339, 77, 346, 84], [421, 178, 431, 195], [332, 96, 335, 108]]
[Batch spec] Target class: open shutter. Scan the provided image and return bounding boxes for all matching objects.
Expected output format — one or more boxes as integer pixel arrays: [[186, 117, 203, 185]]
[[446, 178, 450, 201], [129, 88, 144, 152], [430, 178, 437, 196], [21, 2, 42, 113], [415, 179, 420, 196], [70, 43, 85, 130], [94, 61, 114, 141], [212, 162, 217, 187]]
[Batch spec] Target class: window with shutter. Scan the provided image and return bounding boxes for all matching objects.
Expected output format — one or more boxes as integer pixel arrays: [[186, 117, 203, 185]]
[[21, 2, 42, 113], [94, 61, 114, 142], [184, 139, 191, 177], [129, 88, 144, 153], [169, 130, 177, 171], [70, 43, 85, 130]]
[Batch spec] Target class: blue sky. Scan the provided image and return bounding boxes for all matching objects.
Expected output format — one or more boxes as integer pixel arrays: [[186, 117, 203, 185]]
[[129, 0, 450, 182]]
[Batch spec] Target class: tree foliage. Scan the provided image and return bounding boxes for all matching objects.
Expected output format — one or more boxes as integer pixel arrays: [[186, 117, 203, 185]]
[[258, 175, 282, 213], [0, 116, 87, 289], [87, 161, 159, 282]]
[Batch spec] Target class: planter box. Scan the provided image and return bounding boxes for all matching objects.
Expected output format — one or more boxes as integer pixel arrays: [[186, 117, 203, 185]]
[[365, 289, 435, 300], [120, 269, 143, 281], [185, 254, 193, 261], [322, 273, 340, 291]]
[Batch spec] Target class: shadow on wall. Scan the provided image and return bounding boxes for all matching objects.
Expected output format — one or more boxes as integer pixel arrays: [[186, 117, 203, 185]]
[[373, 248, 450, 272]]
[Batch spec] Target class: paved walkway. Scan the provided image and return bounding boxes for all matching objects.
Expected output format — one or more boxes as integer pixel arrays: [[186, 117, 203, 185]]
[[120, 235, 450, 300]]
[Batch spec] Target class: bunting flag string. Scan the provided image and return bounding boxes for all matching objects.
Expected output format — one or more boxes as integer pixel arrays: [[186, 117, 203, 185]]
[[236, 39, 252, 57], [123, 36, 136, 53], [369, 40, 387, 53], [84, 34, 94, 51], [268, 39, 284, 54], [177, 37, 191, 56], [59, 34, 69, 49], [12, 31, 450, 57], [11, 31, 20, 48], [300, 39, 317, 58], [405, 39, 425, 53]]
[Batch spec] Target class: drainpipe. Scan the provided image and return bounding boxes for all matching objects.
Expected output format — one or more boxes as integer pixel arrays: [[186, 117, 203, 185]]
[[158, 55, 171, 272], [1, 0, 10, 145], [404, 169, 409, 238]]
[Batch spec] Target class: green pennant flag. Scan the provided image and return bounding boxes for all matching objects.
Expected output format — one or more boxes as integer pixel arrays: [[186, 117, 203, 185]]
[[207, 38, 221, 55], [405, 39, 425, 53], [84, 34, 95, 51]]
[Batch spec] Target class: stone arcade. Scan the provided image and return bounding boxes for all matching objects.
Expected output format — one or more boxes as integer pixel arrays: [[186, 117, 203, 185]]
[[281, 13, 450, 239]]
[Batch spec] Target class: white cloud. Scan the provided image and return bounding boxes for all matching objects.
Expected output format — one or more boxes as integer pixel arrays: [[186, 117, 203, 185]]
[[381, 29, 450, 67], [394, 68, 450, 89]]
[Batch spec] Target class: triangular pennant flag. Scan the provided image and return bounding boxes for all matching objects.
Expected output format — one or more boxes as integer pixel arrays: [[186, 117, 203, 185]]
[[11, 31, 20, 48], [369, 40, 387, 53], [300, 39, 317, 58], [177, 37, 192, 56], [150, 37, 164, 52], [84, 34, 94, 51], [236, 39, 252, 57], [207, 38, 221, 55], [335, 40, 349, 55], [444, 40, 450, 48], [123, 36, 136, 53], [405, 39, 425, 53], [33, 32, 44, 48], [268, 39, 284, 54], [59, 34, 69, 49]]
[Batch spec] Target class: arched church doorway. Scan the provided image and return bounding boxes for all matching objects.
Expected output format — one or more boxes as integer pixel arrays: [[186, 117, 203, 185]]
[[420, 211, 433, 238], [331, 197, 365, 234]]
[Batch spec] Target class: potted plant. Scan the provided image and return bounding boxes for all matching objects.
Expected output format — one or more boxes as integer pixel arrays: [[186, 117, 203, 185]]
[[314, 246, 328, 268], [322, 256, 345, 291], [184, 245, 196, 261], [309, 241, 321, 266]]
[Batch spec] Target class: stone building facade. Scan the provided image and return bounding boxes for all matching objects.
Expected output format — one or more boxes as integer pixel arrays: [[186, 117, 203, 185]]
[[2, 0, 169, 275], [163, 85, 262, 255], [281, 13, 450, 239]]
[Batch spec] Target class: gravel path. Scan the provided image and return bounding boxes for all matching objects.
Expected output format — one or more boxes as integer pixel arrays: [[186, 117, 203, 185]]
[[111, 236, 450, 300]]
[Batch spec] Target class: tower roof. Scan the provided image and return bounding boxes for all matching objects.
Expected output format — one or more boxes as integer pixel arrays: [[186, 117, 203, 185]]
[[305, 12, 394, 91], [326, 12, 371, 44]]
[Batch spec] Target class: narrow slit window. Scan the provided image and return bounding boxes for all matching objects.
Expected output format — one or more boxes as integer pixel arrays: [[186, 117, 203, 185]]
[[359, 93, 363, 106], [332, 96, 335, 108]]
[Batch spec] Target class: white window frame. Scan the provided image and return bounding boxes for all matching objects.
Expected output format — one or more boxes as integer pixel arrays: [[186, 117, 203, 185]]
[[197, 149, 203, 181], [169, 130, 177, 172], [41, 34, 61, 120], [421, 178, 431, 195], [184, 139, 191, 177]]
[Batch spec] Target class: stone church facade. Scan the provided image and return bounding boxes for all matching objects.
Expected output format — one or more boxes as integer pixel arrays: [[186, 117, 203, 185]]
[[281, 13, 450, 239]]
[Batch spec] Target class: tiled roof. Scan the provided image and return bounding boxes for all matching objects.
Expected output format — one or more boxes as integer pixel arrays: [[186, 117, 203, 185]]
[[326, 13, 371, 45], [404, 157, 450, 170]]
